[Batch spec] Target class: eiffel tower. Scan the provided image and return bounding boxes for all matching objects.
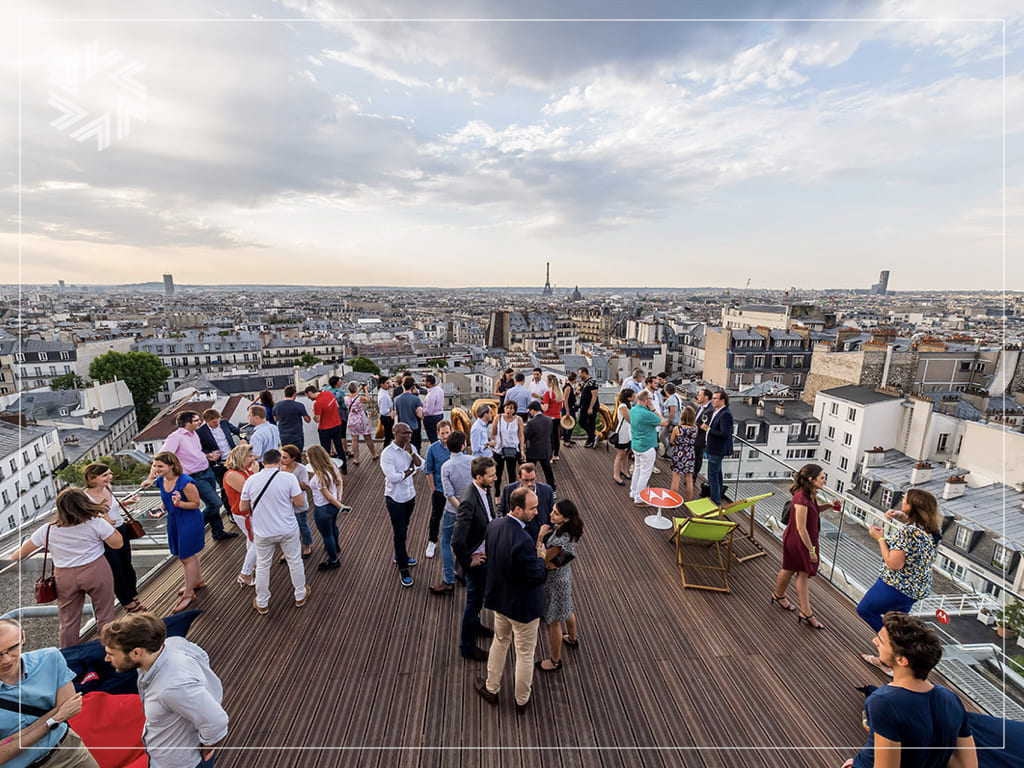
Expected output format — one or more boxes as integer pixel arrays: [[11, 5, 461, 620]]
[[542, 261, 553, 296]]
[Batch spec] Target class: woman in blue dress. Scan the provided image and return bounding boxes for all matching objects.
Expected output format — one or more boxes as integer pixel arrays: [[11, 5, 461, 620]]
[[153, 450, 206, 612]]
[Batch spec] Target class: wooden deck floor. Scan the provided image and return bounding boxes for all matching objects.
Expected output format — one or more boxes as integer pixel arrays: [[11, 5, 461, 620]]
[[135, 445, 892, 768]]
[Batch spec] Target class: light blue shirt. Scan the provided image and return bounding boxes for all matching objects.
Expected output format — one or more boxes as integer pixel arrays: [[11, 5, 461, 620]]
[[441, 452, 473, 515], [423, 441, 451, 489], [249, 422, 280, 462], [504, 385, 532, 416], [0, 648, 75, 768], [470, 419, 492, 458]]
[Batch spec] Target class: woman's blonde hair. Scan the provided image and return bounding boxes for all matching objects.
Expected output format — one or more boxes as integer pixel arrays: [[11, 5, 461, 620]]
[[55, 487, 108, 527], [306, 445, 341, 498], [224, 444, 253, 472], [546, 375, 562, 399]]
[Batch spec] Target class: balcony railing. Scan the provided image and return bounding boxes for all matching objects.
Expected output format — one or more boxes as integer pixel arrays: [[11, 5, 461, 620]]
[[724, 435, 1024, 718]]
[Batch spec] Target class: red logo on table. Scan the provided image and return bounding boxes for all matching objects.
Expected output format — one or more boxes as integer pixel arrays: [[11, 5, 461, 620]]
[[935, 609, 949, 625], [639, 488, 684, 508]]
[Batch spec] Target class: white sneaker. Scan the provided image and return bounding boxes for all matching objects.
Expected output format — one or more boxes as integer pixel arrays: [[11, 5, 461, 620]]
[[652, 467, 662, 474], [425, 541, 437, 559]]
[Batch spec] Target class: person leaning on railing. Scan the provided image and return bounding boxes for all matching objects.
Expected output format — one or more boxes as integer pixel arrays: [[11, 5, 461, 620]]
[[858, 489, 943, 677], [83, 463, 146, 614], [12, 487, 122, 648]]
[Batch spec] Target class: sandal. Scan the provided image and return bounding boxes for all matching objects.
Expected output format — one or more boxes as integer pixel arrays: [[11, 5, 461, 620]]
[[860, 654, 894, 677], [236, 573, 254, 587], [770, 593, 797, 612], [535, 658, 562, 672], [123, 599, 148, 613], [178, 582, 206, 596], [797, 612, 826, 630], [614, 479, 625, 486], [562, 634, 579, 648]]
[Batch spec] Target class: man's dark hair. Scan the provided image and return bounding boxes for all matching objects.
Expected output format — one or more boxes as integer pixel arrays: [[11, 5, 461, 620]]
[[645, 376, 655, 386], [509, 486, 531, 513], [527, 400, 542, 412], [304, 385, 318, 395], [882, 612, 943, 680], [262, 449, 282, 465], [378, 375, 389, 387], [533, 367, 542, 374], [425, 374, 436, 386], [471, 456, 496, 478], [715, 390, 730, 406], [514, 372, 525, 383], [701, 388, 713, 400], [328, 375, 340, 387], [578, 367, 589, 375], [518, 462, 536, 477], [446, 431, 466, 453], [176, 410, 198, 428], [657, 372, 667, 379], [403, 376, 415, 391], [100, 612, 166, 654], [284, 385, 296, 398]]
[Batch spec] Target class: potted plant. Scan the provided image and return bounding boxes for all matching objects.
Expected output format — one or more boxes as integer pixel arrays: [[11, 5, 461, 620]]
[[977, 606, 996, 626], [995, 600, 1024, 639]]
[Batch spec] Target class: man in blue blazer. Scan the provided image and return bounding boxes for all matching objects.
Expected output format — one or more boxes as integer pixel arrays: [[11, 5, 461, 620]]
[[475, 487, 547, 713], [495, 463, 552, 541], [196, 408, 241, 510], [702, 390, 734, 505]]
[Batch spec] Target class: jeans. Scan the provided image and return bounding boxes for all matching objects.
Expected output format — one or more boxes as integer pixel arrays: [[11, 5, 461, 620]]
[[561, 406, 578, 443], [440, 510, 456, 584], [192, 467, 225, 535], [484, 613, 541, 705], [385, 496, 416, 573], [318, 426, 348, 471], [380, 414, 394, 447], [707, 453, 724, 505], [461, 563, 487, 655], [313, 503, 340, 563], [197, 751, 216, 768], [280, 434, 304, 452], [428, 489, 446, 543], [253, 528, 306, 608], [294, 509, 313, 547], [630, 447, 657, 502], [856, 578, 916, 633], [423, 413, 443, 445]]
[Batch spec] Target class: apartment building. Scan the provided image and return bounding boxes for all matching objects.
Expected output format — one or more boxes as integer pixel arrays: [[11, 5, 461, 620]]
[[704, 326, 811, 392], [13, 340, 77, 390], [133, 331, 263, 403], [0, 421, 62, 535]]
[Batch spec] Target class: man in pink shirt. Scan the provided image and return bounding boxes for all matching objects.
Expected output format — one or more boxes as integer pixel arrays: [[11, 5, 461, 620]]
[[143, 411, 237, 540], [422, 374, 445, 445]]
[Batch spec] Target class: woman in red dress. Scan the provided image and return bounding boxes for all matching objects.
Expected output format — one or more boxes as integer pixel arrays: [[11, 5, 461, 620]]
[[772, 463, 830, 630]]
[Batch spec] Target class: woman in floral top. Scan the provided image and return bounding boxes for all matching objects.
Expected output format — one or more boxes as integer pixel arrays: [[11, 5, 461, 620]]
[[857, 488, 942, 675]]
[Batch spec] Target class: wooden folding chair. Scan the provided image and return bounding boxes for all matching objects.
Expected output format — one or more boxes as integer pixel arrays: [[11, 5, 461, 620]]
[[671, 516, 738, 592]]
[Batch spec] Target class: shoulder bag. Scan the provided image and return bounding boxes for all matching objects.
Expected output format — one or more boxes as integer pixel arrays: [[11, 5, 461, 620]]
[[115, 496, 146, 540], [35, 525, 57, 604], [248, 470, 280, 516]]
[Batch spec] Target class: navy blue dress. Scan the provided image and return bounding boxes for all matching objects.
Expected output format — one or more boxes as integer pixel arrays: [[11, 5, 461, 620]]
[[160, 474, 205, 560]]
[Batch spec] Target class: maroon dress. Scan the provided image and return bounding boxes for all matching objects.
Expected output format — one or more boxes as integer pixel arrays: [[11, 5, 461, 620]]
[[781, 490, 820, 577]]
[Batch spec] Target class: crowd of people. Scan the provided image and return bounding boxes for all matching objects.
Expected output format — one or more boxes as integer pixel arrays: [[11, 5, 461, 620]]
[[2, 367, 993, 766]]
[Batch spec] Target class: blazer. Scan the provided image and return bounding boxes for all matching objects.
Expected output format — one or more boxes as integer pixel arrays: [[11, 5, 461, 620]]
[[522, 413, 553, 461], [482, 515, 547, 623], [196, 421, 240, 457], [496, 480, 553, 541], [705, 406, 734, 458], [692, 401, 713, 452], [451, 482, 495, 572]]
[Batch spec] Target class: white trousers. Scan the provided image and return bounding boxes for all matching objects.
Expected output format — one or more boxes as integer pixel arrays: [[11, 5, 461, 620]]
[[232, 513, 257, 576], [630, 447, 657, 501], [253, 528, 307, 608]]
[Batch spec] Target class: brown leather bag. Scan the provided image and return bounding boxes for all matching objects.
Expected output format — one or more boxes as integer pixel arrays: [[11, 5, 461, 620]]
[[34, 525, 57, 604], [115, 496, 145, 540]]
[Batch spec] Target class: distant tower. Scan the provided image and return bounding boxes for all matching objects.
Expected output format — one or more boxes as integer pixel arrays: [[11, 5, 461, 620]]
[[571, 285, 582, 301], [58, 280, 65, 291], [876, 270, 890, 295], [163, 274, 175, 296], [542, 262, 553, 296]]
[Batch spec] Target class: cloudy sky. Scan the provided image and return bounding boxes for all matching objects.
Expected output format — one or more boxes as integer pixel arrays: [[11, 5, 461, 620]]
[[2, 1, 1021, 291]]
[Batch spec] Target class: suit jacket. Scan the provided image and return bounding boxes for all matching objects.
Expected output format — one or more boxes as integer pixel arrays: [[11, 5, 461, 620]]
[[705, 405, 734, 458], [496, 480, 553, 541], [692, 401, 713, 452], [482, 515, 546, 623], [451, 482, 495, 572], [522, 413, 553, 461], [196, 421, 240, 458]]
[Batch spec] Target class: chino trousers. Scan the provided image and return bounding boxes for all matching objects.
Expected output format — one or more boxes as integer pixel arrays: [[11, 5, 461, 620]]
[[55, 557, 116, 649], [630, 447, 657, 503], [45, 728, 100, 768], [253, 528, 306, 608], [484, 612, 541, 705]]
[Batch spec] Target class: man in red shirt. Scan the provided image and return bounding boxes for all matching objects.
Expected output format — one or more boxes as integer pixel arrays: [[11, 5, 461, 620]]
[[305, 385, 348, 474]]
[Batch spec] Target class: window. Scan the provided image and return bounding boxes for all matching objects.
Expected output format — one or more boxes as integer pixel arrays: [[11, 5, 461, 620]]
[[881, 488, 893, 507], [6, 516, 14, 530], [937, 433, 950, 452], [993, 545, 1012, 570], [806, 424, 818, 439], [792, 357, 804, 369], [839, 456, 849, 471], [954, 526, 972, 550], [33, 445, 41, 457], [938, 556, 967, 581], [830, 402, 839, 416], [847, 408, 857, 422], [745, 424, 757, 439], [974, 361, 985, 371], [826, 426, 835, 440], [38, 352, 47, 362], [771, 373, 784, 384], [792, 374, 802, 387], [747, 449, 758, 459], [835, 479, 845, 493], [1, 490, 7, 505], [734, 355, 746, 368], [731, 450, 741, 460], [861, 477, 872, 494], [266, 379, 275, 387], [48, 365, 56, 375], [788, 423, 801, 437], [843, 432, 853, 447], [60, 351, 70, 360], [753, 355, 765, 368], [823, 449, 832, 462], [772, 355, 786, 368], [960, 361, 971, 371], [14, 353, 24, 362], [733, 373, 744, 388]]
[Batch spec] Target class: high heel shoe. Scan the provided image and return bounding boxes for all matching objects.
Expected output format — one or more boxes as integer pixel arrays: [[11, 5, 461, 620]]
[[614, 478, 625, 486], [770, 593, 796, 611], [797, 612, 826, 630]]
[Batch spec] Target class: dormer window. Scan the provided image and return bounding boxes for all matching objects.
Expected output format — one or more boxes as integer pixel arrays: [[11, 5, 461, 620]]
[[954, 525, 974, 550], [881, 488, 893, 508], [861, 477, 872, 494]]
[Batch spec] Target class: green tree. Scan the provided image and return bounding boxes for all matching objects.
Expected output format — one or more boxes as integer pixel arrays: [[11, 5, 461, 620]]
[[51, 372, 87, 390], [348, 356, 381, 376], [293, 352, 322, 367], [56, 455, 150, 486], [89, 351, 170, 427], [426, 357, 447, 370]]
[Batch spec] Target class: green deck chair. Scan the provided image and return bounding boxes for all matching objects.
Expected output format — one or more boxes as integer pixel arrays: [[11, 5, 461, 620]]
[[671, 516, 738, 593], [715, 492, 774, 563]]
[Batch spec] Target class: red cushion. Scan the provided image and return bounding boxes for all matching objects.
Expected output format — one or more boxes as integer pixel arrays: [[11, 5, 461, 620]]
[[67, 691, 146, 768]]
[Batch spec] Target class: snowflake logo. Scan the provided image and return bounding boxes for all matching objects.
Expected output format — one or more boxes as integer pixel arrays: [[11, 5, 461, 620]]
[[48, 41, 147, 151]]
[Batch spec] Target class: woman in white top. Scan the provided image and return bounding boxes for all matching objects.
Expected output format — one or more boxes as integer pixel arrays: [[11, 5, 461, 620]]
[[13, 487, 122, 648], [306, 445, 346, 571], [83, 463, 145, 613], [490, 400, 525, 493], [612, 389, 635, 486], [280, 444, 314, 559]]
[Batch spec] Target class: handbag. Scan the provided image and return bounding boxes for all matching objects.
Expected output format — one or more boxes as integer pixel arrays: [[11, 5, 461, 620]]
[[115, 496, 146, 540], [35, 525, 57, 604]]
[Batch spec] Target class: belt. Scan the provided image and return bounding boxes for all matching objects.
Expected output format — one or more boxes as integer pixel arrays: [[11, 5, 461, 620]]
[[26, 728, 69, 768]]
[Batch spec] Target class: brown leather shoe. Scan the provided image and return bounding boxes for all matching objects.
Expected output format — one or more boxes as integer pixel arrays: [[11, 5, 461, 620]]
[[462, 647, 489, 661], [516, 699, 531, 714], [429, 582, 455, 594], [475, 678, 498, 706]]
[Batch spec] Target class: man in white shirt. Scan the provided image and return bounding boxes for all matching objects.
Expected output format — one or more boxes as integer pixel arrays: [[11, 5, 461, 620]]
[[240, 449, 309, 614], [526, 368, 548, 408], [620, 368, 644, 394], [380, 422, 423, 587], [377, 375, 395, 447], [470, 404, 495, 458]]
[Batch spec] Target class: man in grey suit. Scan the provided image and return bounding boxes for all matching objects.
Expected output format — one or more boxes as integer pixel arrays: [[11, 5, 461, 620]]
[[451, 456, 498, 661], [496, 463, 552, 542]]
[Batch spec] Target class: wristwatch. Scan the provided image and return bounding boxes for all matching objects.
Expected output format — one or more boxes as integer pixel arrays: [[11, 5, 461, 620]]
[[45, 718, 61, 731]]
